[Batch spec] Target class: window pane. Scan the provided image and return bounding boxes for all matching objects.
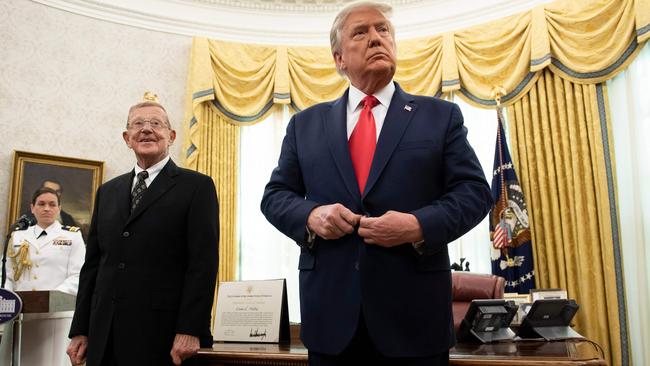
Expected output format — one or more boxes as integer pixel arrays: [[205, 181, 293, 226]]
[[448, 97, 498, 274], [239, 108, 302, 322]]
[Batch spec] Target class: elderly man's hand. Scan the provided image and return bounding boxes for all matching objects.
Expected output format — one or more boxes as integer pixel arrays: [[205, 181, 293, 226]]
[[170, 333, 200, 365], [307, 203, 362, 240], [67, 335, 88, 366], [358, 210, 423, 247]]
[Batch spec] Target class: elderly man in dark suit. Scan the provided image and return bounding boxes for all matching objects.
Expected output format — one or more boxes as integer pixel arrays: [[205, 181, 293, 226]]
[[67, 96, 219, 366], [261, 1, 492, 365]]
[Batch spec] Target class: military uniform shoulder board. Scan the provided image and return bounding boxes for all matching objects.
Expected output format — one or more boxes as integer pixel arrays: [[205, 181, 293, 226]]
[[62, 225, 80, 232]]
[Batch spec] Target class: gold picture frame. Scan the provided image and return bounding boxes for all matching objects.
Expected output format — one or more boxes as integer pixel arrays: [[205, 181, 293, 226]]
[[6, 151, 104, 239]]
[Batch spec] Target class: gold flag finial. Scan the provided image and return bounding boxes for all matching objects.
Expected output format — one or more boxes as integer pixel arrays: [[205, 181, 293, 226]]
[[490, 86, 507, 107], [143, 91, 159, 103]]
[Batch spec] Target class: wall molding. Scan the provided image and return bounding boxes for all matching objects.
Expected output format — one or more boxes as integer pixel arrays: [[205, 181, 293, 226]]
[[32, 0, 553, 45]]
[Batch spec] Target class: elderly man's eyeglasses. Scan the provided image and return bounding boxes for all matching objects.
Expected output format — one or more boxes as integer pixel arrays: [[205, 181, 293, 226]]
[[128, 119, 168, 130]]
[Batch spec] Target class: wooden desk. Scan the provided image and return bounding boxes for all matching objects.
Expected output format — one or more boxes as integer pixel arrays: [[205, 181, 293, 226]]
[[450, 340, 605, 365], [186, 339, 605, 366]]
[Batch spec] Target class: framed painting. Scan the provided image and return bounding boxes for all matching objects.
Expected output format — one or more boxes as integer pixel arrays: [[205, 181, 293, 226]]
[[6, 151, 104, 240]]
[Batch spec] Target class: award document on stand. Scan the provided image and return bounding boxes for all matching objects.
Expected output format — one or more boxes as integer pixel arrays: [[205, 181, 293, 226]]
[[213, 279, 289, 343]]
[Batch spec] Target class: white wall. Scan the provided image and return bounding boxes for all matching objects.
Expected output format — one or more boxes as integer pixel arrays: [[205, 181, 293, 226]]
[[0, 0, 191, 229]]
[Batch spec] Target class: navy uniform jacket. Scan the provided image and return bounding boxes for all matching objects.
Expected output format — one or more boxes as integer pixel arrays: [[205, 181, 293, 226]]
[[69, 159, 219, 366], [7, 221, 85, 294], [261, 83, 492, 357]]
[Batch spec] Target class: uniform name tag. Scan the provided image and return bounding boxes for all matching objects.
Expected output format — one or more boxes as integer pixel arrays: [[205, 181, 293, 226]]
[[53, 239, 72, 246]]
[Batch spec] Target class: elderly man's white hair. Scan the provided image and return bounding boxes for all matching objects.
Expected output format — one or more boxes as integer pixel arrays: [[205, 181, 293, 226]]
[[330, 1, 395, 73]]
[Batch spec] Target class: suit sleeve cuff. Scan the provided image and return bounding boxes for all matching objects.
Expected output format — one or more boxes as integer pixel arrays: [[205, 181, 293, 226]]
[[304, 225, 317, 249], [412, 240, 425, 255]]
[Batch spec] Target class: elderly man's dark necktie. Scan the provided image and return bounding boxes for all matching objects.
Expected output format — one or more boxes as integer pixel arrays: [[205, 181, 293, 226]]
[[131, 170, 149, 213]]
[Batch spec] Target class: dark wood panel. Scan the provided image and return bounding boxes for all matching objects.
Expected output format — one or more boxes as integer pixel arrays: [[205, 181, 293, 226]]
[[186, 339, 605, 366], [16, 290, 76, 313]]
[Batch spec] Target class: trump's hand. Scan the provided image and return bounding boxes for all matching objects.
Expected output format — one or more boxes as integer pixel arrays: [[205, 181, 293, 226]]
[[358, 210, 423, 247], [170, 333, 200, 365], [67, 335, 88, 366], [307, 203, 362, 240]]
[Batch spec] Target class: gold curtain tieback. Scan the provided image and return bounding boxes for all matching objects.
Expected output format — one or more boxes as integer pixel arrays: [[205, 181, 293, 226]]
[[490, 86, 507, 107]]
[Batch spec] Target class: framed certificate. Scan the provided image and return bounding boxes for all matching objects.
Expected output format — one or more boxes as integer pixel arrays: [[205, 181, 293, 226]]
[[213, 279, 289, 343], [530, 288, 568, 302]]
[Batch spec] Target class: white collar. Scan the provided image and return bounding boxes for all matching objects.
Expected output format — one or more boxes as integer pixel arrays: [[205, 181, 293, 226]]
[[348, 81, 395, 111], [33, 221, 61, 237], [134, 155, 170, 177]]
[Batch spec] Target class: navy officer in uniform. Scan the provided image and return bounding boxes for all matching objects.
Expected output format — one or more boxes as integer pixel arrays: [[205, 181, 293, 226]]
[[6, 186, 85, 294], [4, 186, 86, 366]]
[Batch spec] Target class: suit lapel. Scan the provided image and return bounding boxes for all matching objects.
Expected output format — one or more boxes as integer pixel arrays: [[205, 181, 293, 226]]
[[323, 90, 361, 200], [126, 159, 178, 226], [116, 171, 134, 224], [364, 84, 418, 197]]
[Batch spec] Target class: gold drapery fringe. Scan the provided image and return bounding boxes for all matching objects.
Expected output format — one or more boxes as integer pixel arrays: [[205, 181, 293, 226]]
[[507, 70, 622, 364]]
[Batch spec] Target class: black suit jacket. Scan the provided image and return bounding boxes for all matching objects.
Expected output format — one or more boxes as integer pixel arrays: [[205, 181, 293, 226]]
[[261, 84, 492, 357], [70, 159, 219, 365]]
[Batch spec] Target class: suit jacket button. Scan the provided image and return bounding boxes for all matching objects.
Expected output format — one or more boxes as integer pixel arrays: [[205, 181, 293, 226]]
[[354, 261, 359, 271], [122, 231, 130, 237], [118, 263, 126, 269]]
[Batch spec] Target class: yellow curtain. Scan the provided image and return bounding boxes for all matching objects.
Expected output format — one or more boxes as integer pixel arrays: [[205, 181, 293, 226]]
[[183, 0, 648, 124], [394, 36, 444, 97], [287, 46, 348, 110], [183, 37, 239, 286], [507, 70, 621, 364], [187, 106, 239, 285], [182, 0, 650, 361], [183, 45, 240, 325]]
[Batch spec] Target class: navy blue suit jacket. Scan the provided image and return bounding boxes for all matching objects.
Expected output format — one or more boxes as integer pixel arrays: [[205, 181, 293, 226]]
[[261, 83, 492, 357]]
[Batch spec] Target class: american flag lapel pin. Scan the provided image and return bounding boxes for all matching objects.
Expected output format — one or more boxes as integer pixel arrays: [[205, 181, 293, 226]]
[[404, 105, 412, 112]]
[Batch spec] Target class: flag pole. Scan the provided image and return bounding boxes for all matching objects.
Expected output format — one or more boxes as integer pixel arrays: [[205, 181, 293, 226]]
[[492, 87, 512, 262]]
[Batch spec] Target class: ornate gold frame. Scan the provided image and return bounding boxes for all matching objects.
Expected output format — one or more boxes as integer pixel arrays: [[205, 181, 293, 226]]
[[6, 151, 104, 233]]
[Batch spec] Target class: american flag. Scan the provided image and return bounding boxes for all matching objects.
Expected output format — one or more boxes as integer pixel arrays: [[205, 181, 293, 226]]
[[492, 220, 510, 249], [490, 110, 535, 294]]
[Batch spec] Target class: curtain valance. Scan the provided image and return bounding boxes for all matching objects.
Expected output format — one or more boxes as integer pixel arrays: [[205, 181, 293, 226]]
[[185, 0, 648, 148]]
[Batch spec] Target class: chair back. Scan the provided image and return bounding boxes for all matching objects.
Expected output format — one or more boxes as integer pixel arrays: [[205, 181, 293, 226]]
[[451, 272, 505, 332]]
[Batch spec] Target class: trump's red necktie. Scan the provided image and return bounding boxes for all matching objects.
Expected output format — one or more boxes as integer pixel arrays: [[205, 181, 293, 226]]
[[349, 95, 379, 194]]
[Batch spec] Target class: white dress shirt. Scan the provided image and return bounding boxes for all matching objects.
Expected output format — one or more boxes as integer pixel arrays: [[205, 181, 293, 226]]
[[132, 155, 170, 190], [346, 81, 396, 141]]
